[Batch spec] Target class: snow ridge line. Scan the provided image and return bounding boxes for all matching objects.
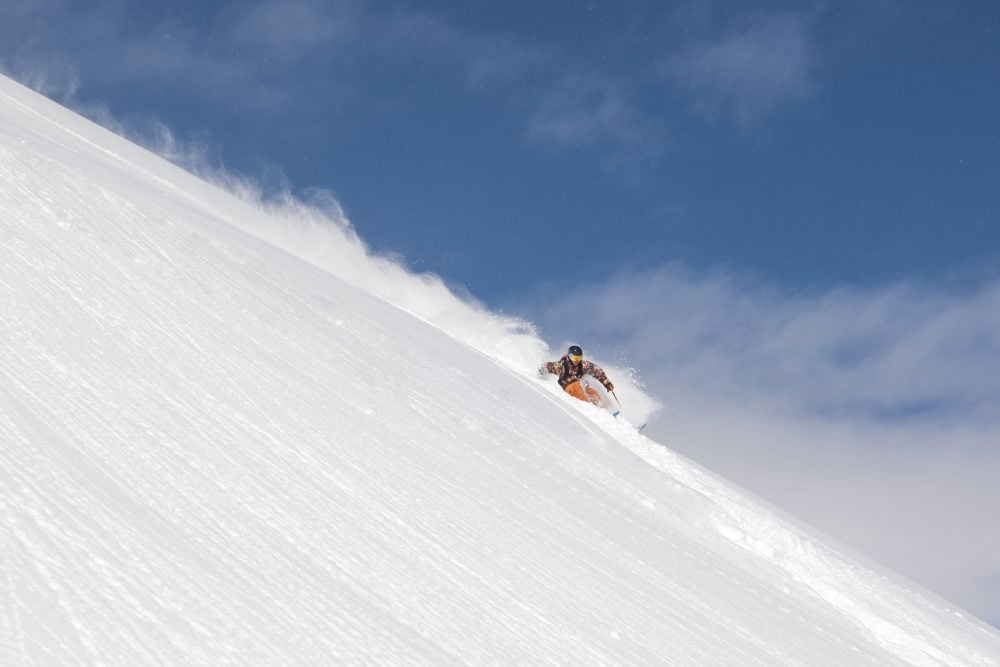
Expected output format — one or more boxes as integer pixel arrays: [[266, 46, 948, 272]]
[[592, 417, 998, 666]]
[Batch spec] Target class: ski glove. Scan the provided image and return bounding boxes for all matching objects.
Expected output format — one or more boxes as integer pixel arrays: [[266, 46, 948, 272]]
[[605, 382, 614, 392]]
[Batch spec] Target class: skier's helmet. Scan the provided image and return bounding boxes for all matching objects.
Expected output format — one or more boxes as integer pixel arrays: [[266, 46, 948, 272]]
[[568, 345, 583, 361]]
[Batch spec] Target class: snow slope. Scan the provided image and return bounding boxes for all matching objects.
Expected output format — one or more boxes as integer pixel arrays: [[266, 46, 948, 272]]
[[1, 74, 998, 664]]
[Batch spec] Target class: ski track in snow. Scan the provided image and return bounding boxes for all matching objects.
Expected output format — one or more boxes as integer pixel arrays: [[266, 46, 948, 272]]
[[1, 74, 999, 665]]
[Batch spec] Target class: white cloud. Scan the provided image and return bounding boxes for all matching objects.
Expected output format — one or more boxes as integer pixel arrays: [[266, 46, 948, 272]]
[[528, 74, 653, 151], [373, 8, 548, 87], [228, 0, 361, 63], [1, 0, 359, 114], [665, 13, 813, 123], [518, 264, 1000, 626], [0, 0, 661, 172], [370, 8, 660, 165], [531, 265, 1000, 422]]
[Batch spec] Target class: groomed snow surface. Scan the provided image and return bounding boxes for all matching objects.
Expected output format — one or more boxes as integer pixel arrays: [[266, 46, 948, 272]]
[[1, 75, 998, 665]]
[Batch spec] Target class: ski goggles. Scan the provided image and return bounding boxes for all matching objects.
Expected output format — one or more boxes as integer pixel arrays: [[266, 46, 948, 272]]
[[569, 354, 582, 363]]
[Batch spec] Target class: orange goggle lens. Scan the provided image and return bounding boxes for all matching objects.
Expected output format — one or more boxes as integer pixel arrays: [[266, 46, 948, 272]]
[[569, 354, 582, 362]]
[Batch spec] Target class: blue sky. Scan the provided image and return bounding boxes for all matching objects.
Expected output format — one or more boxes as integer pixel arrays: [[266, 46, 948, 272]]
[[5, 1, 998, 303], [3, 1, 1000, 626]]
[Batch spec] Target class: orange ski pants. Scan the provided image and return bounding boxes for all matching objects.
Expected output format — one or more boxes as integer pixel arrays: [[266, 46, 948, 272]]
[[564, 380, 603, 407]]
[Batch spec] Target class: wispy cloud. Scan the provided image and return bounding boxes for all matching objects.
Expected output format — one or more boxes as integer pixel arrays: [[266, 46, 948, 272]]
[[518, 264, 1000, 625], [0, 0, 661, 173], [369, 8, 661, 168], [529, 265, 1000, 423], [228, 0, 361, 63], [527, 74, 663, 165], [1, 2, 288, 113], [664, 13, 814, 124], [371, 8, 549, 87]]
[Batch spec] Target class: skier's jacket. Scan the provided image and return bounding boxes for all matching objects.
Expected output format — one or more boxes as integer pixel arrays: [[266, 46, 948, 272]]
[[544, 355, 613, 391]]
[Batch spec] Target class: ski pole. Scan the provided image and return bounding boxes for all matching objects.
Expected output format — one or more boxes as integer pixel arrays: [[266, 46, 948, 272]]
[[610, 390, 622, 417]]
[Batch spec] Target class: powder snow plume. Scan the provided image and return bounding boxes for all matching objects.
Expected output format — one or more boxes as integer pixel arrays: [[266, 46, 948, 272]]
[[151, 128, 662, 425]]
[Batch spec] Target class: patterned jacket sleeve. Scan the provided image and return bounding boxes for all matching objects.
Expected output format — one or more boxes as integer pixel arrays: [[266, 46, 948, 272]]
[[544, 359, 564, 375], [583, 361, 612, 388]]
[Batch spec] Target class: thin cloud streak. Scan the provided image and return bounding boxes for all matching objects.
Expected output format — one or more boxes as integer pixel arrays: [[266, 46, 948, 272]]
[[526, 73, 666, 179], [535, 265, 1000, 423], [665, 13, 814, 123], [0, 0, 662, 172], [228, 0, 361, 63]]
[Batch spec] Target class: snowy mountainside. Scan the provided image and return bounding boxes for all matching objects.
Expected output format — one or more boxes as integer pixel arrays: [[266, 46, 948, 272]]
[[1, 74, 999, 664]]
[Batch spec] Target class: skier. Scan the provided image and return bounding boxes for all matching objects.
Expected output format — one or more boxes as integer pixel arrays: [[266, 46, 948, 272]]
[[539, 345, 615, 408]]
